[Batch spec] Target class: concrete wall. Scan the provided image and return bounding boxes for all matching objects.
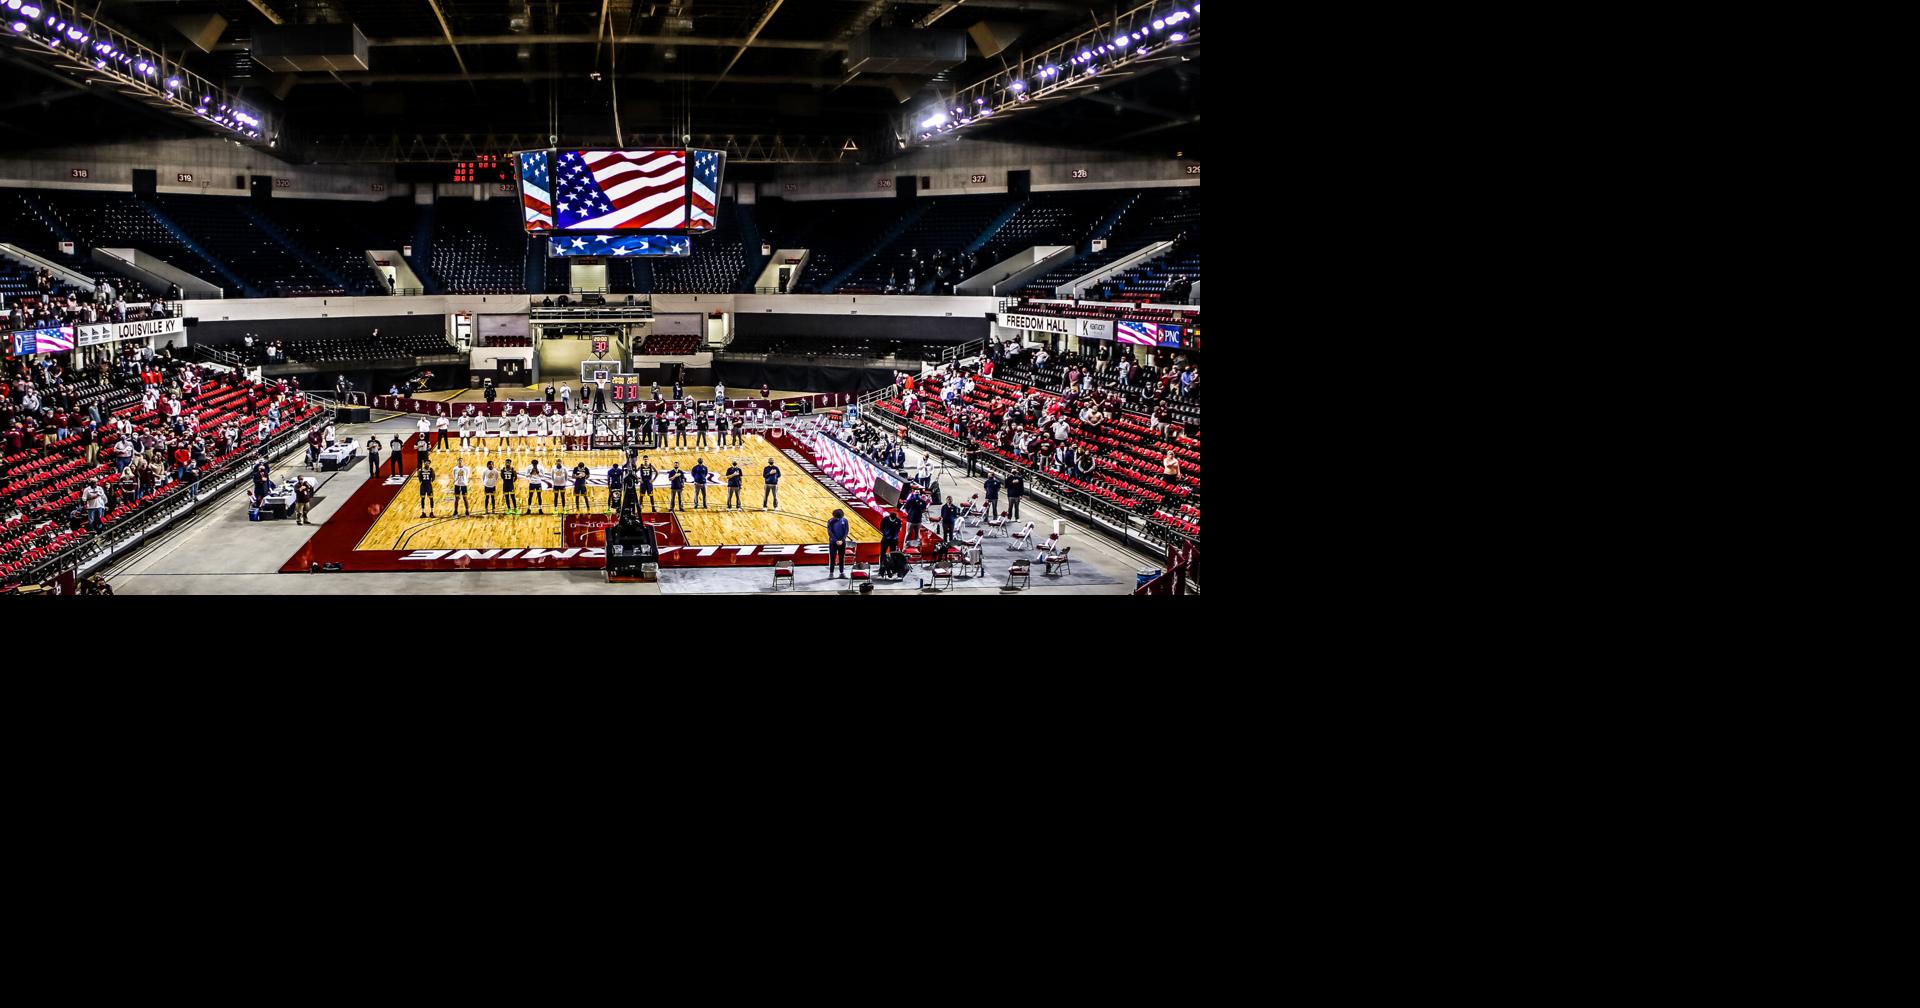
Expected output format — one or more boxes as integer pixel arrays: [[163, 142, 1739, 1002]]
[[179, 293, 529, 323], [763, 138, 1200, 200], [655, 293, 999, 318], [0, 138, 400, 200]]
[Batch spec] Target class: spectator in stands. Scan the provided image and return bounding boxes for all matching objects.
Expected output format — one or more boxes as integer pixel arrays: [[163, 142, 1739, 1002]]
[[1163, 451, 1183, 481], [81, 480, 107, 532]]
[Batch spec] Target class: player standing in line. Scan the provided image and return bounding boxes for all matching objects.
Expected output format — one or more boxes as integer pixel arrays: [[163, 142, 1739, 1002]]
[[500, 459, 519, 514], [551, 457, 566, 510], [666, 462, 686, 512], [417, 458, 437, 518], [514, 406, 532, 454], [455, 408, 470, 453], [526, 459, 546, 514], [690, 459, 711, 509], [572, 461, 590, 511], [731, 413, 744, 447], [762, 457, 781, 510], [675, 414, 690, 448], [637, 456, 659, 511], [535, 409, 551, 455], [725, 460, 743, 510], [605, 461, 623, 512], [450, 458, 471, 516], [482, 459, 498, 514], [695, 412, 710, 449]]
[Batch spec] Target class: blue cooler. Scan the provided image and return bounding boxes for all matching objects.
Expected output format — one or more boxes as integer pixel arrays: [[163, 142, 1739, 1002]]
[[1136, 568, 1162, 590]]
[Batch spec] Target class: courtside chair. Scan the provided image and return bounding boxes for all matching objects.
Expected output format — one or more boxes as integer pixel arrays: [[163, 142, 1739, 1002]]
[[771, 559, 796, 590]]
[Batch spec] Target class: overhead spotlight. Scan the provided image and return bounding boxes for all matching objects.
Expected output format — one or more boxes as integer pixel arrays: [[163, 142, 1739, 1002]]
[[1008, 80, 1024, 91], [8, 21, 23, 32], [95, 58, 104, 67], [1080, 50, 1091, 59], [921, 110, 947, 128], [135, 60, 147, 72], [167, 78, 180, 88], [20, 2, 37, 15], [1153, 19, 1164, 29], [4, 1, 18, 10], [976, 96, 987, 104], [1113, 35, 1129, 46], [1169, 32, 1184, 40]]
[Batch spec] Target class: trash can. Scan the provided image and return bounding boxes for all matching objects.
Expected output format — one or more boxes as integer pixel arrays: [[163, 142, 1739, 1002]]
[[1136, 568, 1162, 590]]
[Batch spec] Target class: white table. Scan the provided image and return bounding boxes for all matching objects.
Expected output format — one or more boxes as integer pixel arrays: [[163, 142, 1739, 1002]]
[[318, 439, 360, 471]]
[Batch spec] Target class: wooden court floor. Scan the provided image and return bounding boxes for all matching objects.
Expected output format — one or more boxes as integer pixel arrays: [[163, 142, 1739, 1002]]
[[354, 434, 880, 552]]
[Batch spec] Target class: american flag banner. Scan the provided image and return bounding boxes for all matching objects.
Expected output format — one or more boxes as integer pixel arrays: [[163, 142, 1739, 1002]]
[[689, 149, 721, 231], [35, 326, 75, 352], [809, 432, 880, 507], [547, 234, 691, 257], [1116, 320, 1161, 346], [518, 150, 553, 230], [555, 149, 688, 230]]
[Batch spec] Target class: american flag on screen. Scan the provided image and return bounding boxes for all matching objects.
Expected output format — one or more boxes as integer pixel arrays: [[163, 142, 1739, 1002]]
[[1116, 321, 1159, 346], [555, 149, 687, 230], [518, 151, 553, 230], [689, 150, 720, 230], [35, 326, 75, 352]]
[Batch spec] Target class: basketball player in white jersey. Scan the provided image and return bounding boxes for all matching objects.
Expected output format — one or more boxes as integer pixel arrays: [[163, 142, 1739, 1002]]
[[481, 459, 499, 513], [525, 458, 546, 514], [450, 457, 471, 516], [531, 410, 548, 454]]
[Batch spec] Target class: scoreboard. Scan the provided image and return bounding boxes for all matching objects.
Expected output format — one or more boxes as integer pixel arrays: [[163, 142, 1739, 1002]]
[[453, 155, 508, 183], [396, 157, 512, 184]]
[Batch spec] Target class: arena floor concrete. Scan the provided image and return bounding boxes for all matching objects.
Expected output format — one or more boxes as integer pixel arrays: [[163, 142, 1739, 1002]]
[[105, 408, 1155, 595]]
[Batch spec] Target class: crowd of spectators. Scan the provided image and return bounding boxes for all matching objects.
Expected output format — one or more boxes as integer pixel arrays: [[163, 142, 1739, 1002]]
[[3, 269, 177, 331], [2, 338, 321, 590], [880, 247, 983, 296], [871, 346, 1202, 541]]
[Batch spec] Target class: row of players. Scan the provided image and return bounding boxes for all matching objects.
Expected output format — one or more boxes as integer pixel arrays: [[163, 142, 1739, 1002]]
[[409, 457, 786, 517], [412, 406, 770, 452]]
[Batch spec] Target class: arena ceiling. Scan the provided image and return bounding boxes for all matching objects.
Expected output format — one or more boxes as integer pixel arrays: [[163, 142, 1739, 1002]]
[[0, 1, 1199, 162]]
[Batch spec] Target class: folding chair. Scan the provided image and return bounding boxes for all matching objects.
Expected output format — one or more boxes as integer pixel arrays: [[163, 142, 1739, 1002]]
[[1042, 546, 1073, 577], [770, 559, 796, 590], [1005, 560, 1031, 589], [984, 510, 1008, 537], [848, 562, 872, 585], [1008, 521, 1035, 551], [930, 564, 953, 591]]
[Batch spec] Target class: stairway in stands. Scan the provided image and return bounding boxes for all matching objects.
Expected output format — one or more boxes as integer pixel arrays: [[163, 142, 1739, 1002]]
[[240, 205, 357, 294], [134, 196, 258, 297], [734, 202, 764, 292], [409, 203, 439, 294]]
